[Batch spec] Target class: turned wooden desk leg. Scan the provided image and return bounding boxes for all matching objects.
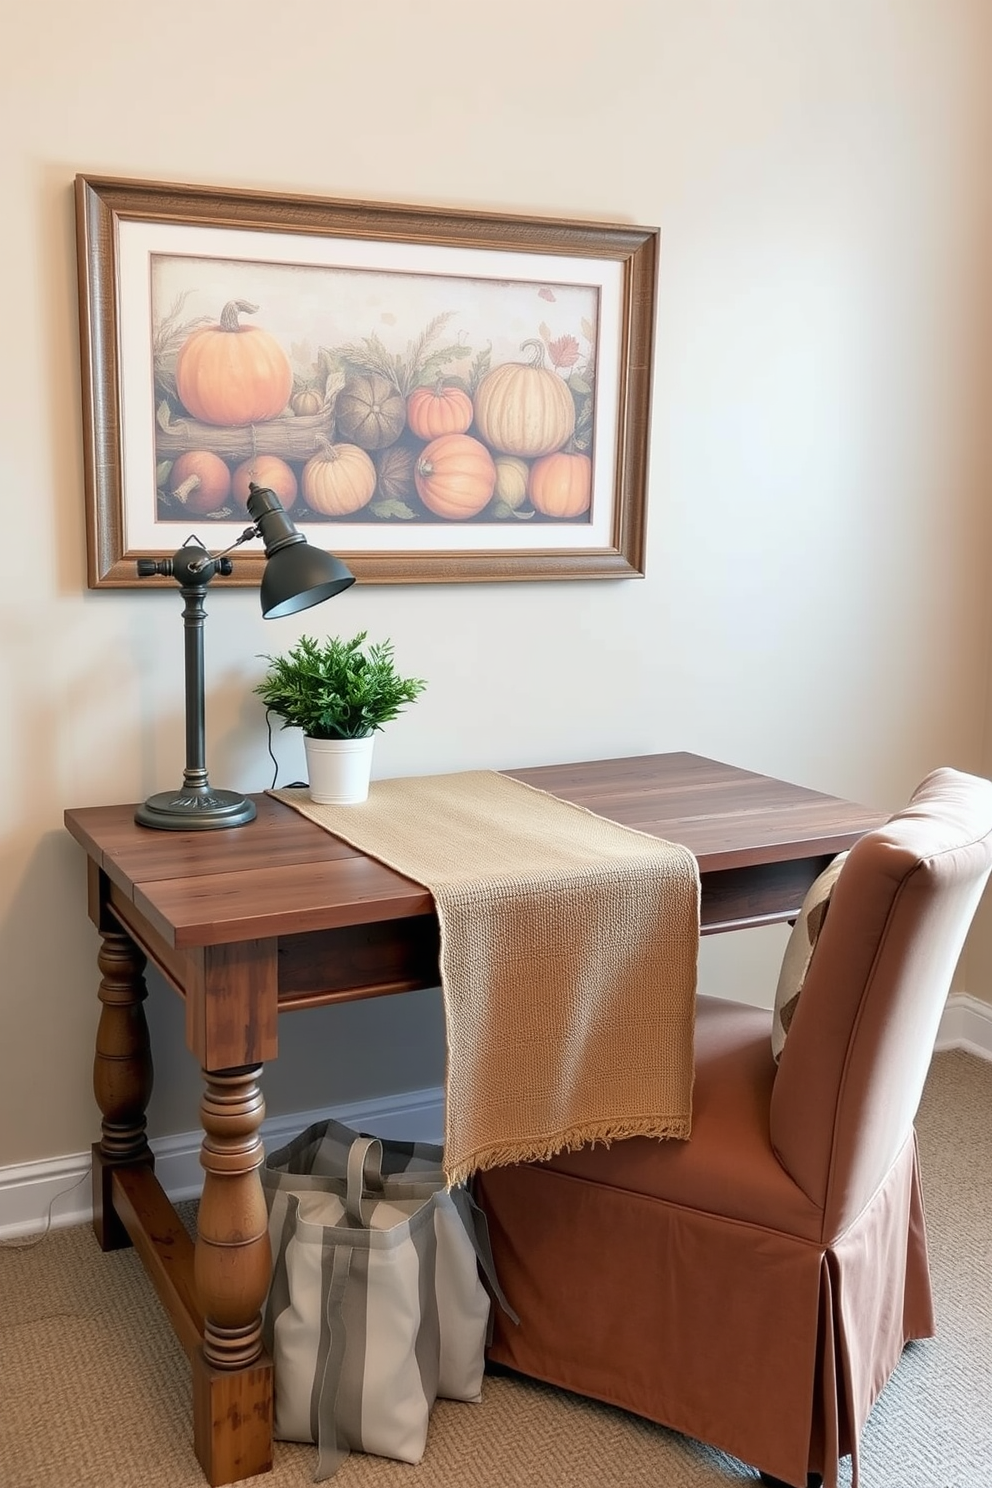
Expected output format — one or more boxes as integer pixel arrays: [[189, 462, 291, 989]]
[[193, 1064, 274, 1486], [91, 928, 154, 1251]]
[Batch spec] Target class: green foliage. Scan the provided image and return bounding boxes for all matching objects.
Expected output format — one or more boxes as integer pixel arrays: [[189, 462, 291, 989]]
[[337, 311, 463, 396], [254, 632, 427, 740]]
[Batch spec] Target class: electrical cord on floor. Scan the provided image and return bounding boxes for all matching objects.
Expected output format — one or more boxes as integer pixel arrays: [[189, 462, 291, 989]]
[[0, 1168, 90, 1250]]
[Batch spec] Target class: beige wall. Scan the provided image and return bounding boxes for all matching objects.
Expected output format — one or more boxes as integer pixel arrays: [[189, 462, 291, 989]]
[[3, 1, 992, 1169]]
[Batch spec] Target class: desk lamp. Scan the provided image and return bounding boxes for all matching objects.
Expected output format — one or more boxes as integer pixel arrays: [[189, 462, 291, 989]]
[[134, 482, 355, 831]]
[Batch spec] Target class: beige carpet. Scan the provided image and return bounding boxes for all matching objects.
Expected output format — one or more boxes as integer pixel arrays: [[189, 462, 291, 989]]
[[1, 1050, 990, 1488]]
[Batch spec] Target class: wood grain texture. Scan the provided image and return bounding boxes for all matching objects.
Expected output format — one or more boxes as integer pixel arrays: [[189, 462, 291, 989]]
[[192, 1349, 273, 1487], [65, 753, 884, 949], [111, 1165, 202, 1359], [184, 940, 280, 1069], [504, 754, 885, 871], [65, 753, 885, 1488]]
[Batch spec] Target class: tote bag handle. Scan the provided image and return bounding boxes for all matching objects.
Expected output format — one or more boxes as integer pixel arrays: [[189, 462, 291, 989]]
[[345, 1135, 384, 1227]]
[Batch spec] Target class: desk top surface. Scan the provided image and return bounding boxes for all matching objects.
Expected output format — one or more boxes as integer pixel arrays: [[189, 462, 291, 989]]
[[64, 752, 887, 949]]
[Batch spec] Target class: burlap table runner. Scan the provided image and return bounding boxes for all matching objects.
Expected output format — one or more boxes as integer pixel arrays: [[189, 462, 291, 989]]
[[272, 770, 701, 1185]]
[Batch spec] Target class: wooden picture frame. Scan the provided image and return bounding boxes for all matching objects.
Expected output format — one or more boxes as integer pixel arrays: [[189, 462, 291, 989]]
[[75, 174, 658, 587]]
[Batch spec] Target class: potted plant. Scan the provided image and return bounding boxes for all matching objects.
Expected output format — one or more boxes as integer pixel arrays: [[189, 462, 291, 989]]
[[254, 631, 427, 804]]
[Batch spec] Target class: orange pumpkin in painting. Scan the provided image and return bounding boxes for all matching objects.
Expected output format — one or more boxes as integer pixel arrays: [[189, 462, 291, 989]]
[[231, 455, 298, 513], [406, 382, 474, 440], [414, 433, 497, 520], [528, 451, 592, 518], [167, 450, 232, 514], [302, 438, 376, 516], [175, 300, 292, 427]]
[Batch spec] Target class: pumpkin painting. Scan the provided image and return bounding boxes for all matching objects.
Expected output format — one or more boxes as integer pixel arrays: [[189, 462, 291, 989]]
[[414, 434, 496, 520], [493, 455, 530, 510], [375, 441, 418, 503], [167, 451, 232, 514], [154, 278, 601, 540], [335, 373, 406, 450], [302, 438, 376, 516], [406, 382, 474, 441], [528, 451, 592, 518], [231, 455, 298, 513], [290, 384, 324, 417], [473, 342, 575, 458], [175, 300, 293, 427]]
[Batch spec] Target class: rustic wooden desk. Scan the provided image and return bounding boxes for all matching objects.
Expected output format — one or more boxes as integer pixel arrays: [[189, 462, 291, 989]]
[[63, 752, 885, 1485]]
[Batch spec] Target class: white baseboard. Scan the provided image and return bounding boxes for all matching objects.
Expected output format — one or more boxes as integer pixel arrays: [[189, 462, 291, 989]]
[[934, 992, 992, 1060], [0, 1086, 445, 1243], [5, 996, 991, 1244]]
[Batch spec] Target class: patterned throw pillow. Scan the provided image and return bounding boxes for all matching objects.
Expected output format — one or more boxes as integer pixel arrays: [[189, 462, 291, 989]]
[[771, 852, 848, 1063]]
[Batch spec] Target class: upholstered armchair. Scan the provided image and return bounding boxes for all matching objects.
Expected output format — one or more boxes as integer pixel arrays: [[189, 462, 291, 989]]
[[475, 768, 992, 1488]]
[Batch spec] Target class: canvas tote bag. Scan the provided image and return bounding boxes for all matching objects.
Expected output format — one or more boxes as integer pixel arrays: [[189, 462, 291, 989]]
[[261, 1119, 513, 1480]]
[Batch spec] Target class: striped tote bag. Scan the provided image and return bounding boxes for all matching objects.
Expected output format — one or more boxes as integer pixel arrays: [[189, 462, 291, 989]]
[[261, 1120, 509, 1480]]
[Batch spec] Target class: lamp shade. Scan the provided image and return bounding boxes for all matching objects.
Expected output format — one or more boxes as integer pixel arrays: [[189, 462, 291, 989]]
[[246, 482, 356, 617], [260, 542, 356, 618]]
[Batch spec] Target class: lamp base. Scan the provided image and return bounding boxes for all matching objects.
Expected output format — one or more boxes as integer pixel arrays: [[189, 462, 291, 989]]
[[134, 786, 257, 831]]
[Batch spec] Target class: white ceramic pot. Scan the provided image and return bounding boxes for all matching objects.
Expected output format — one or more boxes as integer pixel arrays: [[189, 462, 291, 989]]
[[303, 734, 376, 805]]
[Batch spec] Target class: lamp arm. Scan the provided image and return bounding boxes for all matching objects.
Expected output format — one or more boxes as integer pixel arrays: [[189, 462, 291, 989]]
[[145, 474, 310, 580], [186, 525, 260, 573]]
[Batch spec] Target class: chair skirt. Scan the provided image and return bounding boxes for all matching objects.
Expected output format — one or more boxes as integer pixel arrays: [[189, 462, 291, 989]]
[[474, 1002, 936, 1488]]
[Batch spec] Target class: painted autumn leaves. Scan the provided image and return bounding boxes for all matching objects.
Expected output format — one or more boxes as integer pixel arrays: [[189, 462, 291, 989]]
[[154, 300, 596, 525]]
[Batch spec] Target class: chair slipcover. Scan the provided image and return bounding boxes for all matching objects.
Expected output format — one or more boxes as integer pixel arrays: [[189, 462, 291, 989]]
[[474, 768, 992, 1488]]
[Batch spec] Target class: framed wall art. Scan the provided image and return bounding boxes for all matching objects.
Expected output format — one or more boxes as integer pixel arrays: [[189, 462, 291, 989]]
[[74, 174, 659, 587]]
